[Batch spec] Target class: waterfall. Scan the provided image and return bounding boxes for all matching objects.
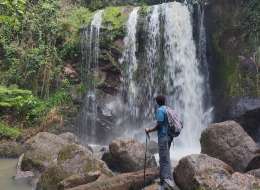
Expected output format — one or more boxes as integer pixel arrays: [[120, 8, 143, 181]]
[[163, 2, 211, 159], [145, 5, 161, 118], [120, 7, 140, 118], [79, 2, 213, 158], [79, 10, 104, 143]]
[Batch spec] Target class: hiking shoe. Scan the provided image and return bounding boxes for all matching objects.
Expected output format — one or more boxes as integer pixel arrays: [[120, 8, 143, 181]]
[[164, 179, 175, 190]]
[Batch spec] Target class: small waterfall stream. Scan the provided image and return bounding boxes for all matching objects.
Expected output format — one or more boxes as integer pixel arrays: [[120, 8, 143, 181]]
[[79, 10, 104, 143], [120, 7, 140, 118]]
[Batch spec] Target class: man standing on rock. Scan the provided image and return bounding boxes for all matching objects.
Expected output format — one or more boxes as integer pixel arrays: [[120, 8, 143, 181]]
[[145, 95, 176, 190]]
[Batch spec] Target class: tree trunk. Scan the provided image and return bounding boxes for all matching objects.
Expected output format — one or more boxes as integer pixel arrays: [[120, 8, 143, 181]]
[[66, 167, 159, 190]]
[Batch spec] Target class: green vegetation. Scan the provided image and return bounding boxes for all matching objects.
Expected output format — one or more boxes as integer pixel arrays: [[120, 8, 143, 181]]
[[0, 122, 21, 140], [58, 7, 93, 59], [242, 0, 260, 47], [211, 0, 260, 98], [103, 7, 127, 30], [102, 6, 127, 41]]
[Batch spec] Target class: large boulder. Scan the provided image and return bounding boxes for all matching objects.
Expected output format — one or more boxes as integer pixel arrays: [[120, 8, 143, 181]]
[[37, 144, 113, 190], [236, 107, 260, 143], [102, 138, 157, 172], [21, 132, 69, 172], [200, 120, 257, 172], [174, 154, 260, 190]]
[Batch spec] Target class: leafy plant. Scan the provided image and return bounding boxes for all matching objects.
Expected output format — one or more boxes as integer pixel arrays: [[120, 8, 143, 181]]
[[0, 122, 21, 140]]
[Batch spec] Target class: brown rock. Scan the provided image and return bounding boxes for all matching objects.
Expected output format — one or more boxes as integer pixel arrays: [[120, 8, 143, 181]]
[[102, 138, 156, 172], [57, 172, 100, 190], [21, 132, 69, 172], [200, 120, 257, 172], [37, 144, 113, 190], [174, 154, 260, 190]]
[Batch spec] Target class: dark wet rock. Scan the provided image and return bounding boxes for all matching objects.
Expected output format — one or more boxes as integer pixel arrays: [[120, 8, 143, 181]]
[[246, 154, 260, 171], [67, 167, 159, 190], [201, 120, 257, 172], [174, 154, 260, 190], [236, 108, 260, 142], [229, 98, 260, 118], [102, 138, 157, 173], [0, 141, 25, 158]]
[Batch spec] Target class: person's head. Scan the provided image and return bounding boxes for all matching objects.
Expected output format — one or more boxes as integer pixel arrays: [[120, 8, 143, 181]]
[[155, 95, 166, 106]]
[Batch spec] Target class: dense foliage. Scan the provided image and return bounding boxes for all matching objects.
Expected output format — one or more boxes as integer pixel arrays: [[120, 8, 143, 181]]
[[242, 0, 260, 47], [0, 122, 21, 140], [0, 0, 89, 131]]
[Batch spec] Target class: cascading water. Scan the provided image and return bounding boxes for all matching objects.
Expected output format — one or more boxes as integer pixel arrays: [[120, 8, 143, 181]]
[[163, 2, 212, 159], [120, 7, 140, 118], [79, 10, 103, 143], [144, 5, 161, 118], [79, 2, 213, 158]]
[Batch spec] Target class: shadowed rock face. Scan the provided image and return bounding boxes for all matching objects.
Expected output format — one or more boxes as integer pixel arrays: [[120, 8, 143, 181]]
[[200, 121, 257, 172], [230, 98, 260, 142], [174, 154, 260, 190], [102, 138, 157, 173], [205, 0, 260, 122]]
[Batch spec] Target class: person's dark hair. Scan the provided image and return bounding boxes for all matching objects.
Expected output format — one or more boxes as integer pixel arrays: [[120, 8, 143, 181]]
[[155, 95, 166, 106]]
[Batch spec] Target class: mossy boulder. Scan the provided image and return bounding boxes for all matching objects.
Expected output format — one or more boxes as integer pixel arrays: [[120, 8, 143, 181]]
[[37, 143, 113, 190], [21, 132, 70, 172]]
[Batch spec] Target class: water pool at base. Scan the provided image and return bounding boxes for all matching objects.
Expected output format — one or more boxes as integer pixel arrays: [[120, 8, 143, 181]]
[[0, 159, 32, 190]]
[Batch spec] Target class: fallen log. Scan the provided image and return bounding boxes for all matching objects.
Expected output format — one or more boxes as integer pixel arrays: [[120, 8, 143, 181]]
[[66, 167, 159, 190]]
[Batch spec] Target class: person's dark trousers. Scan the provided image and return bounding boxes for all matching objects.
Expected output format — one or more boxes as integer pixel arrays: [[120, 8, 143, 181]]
[[158, 135, 173, 185]]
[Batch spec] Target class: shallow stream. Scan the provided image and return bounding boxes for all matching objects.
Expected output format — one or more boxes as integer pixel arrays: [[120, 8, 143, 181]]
[[0, 159, 32, 190]]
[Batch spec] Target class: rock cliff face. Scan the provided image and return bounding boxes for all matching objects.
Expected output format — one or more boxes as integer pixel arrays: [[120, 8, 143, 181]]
[[205, 0, 260, 122]]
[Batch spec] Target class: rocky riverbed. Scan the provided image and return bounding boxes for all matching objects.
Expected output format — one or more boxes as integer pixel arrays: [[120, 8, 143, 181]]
[[1, 120, 260, 190]]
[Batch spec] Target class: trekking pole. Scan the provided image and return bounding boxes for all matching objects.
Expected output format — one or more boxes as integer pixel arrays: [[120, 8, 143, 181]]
[[144, 131, 150, 189]]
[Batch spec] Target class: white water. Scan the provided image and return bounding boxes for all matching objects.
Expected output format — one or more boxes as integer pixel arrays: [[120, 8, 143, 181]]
[[79, 10, 103, 143], [120, 7, 140, 118], [79, 2, 213, 159], [163, 2, 212, 159], [145, 5, 161, 118]]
